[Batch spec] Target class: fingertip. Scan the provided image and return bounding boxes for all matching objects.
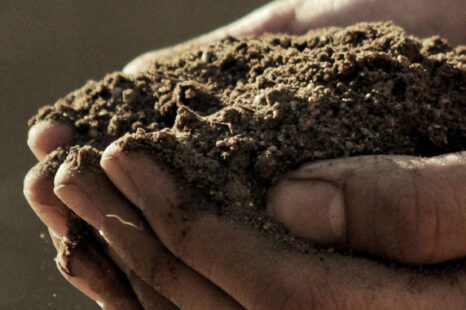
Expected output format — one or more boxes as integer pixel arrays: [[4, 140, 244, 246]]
[[122, 51, 158, 75], [101, 141, 125, 165], [23, 164, 69, 237], [268, 179, 345, 245], [101, 142, 144, 193], [28, 121, 75, 160], [23, 165, 41, 199], [53, 160, 80, 189], [102, 147, 181, 212], [100, 144, 143, 207]]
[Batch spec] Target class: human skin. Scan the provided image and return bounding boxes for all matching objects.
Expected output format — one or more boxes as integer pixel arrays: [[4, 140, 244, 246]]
[[123, 0, 466, 74], [24, 0, 466, 309]]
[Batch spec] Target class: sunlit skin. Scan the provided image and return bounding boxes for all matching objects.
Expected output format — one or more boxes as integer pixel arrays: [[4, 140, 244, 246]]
[[24, 1, 466, 309]]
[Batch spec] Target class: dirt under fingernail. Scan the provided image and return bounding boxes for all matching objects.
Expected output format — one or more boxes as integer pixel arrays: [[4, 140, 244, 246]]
[[29, 22, 465, 259]]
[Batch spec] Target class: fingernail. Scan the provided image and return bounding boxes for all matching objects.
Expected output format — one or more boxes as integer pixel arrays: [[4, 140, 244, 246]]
[[268, 179, 345, 245], [54, 184, 103, 228], [100, 152, 144, 206], [55, 172, 144, 243]]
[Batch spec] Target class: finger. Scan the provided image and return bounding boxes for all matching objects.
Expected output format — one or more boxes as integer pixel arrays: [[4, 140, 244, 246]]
[[25, 154, 142, 309], [101, 146, 466, 309], [122, 0, 395, 74], [268, 153, 466, 264], [105, 247, 179, 310], [24, 153, 71, 238], [123, 0, 464, 75], [53, 158, 242, 310], [27, 120, 74, 160], [48, 229, 143, 310], [122, 0, 359, 74], [122, 0, 297, 75], [125, 271, 179, 310]]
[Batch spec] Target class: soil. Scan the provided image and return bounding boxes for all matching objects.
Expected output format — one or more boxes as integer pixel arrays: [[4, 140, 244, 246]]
[[30, 22, 466, 255]]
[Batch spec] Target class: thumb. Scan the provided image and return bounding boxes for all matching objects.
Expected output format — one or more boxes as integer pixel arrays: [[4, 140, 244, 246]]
[[268, 152, 466, 264]]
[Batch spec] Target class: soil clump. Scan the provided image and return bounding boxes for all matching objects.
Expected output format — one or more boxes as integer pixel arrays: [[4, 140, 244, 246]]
[[30, 22, 466, 255]]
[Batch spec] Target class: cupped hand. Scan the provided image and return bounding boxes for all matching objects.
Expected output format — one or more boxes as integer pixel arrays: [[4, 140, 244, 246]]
[[24, 0, 466, 308], [24, 121, 154, 310], [25, 122, 466, 309]]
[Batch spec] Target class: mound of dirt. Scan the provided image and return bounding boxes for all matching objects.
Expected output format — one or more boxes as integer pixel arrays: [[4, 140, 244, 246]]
[[30, 22, 466, 253]]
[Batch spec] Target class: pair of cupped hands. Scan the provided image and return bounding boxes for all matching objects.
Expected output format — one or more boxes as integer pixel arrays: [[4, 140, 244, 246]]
[[24, 0, 466, 309]]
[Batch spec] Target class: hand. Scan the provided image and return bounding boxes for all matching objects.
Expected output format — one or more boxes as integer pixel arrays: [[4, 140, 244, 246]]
[[24, 0, 466, 308], [25, 122, 466, 309], [268, 153, 466, 264], [24, 122, 151, 310], [123, 0, 465, 75]]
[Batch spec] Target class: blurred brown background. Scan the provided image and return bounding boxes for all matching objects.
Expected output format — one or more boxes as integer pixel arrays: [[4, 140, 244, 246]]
[[0, 1, 268, 308]]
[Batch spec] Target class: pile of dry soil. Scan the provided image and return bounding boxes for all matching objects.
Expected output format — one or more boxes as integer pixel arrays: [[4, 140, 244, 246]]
[[30, 22, 466, 253]]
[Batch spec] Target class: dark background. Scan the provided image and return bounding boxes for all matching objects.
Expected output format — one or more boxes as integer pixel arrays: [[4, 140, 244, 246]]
[[0, 1, 269, 308]]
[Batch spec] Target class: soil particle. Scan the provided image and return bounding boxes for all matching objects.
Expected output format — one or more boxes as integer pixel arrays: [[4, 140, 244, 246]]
[[40, 148, 69, 179], [30, 22, 466, 256]]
